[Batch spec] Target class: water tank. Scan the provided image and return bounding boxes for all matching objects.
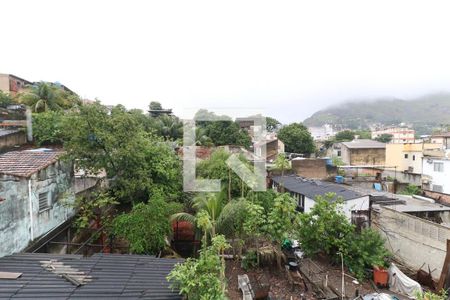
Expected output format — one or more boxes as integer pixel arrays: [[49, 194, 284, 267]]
[[335, 176, 344, 184]]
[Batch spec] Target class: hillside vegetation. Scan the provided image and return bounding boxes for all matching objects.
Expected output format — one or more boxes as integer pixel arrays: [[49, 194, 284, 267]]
[[303, 93, 450, 134]]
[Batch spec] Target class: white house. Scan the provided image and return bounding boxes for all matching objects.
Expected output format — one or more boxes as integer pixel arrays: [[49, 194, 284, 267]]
[[422, 156, 450, 194], [271, 175, 369, 220]]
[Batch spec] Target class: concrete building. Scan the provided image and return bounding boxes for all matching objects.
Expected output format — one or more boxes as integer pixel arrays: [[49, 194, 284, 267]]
[[0, 149, 75, 257], [271, 175, 369, 220], [0, 74, 32, 96], [254, 135, 285, 162], [333, 139, 386, 166], [385, 143, 443, 174], [422, 156, 450, 194], [430, 132, 450, 149], [371, 127, 415, 144], [308, 124, 335, 141], [291, 158, 336, 179]]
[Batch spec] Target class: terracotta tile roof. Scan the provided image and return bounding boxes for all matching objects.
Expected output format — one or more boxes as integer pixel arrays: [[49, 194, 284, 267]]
[[0, 150, 63, 177]]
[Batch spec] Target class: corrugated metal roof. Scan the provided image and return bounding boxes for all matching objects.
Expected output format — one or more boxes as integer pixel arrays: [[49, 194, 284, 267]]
[[272, 175, 366, 201], [0, 253, 183, 299]]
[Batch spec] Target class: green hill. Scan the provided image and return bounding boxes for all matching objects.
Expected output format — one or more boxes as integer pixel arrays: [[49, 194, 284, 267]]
[[303, 93, 450, 134]]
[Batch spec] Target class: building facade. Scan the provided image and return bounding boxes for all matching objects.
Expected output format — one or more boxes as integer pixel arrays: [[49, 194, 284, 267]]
[[422, 157, 450, 194], [371, 127, 415, 144], [0, 74, 32, 96], [0, 150, 75, 257], [385, 143, 443, 174], [333, 139, 386, 166], [271, 175, 369, 220]]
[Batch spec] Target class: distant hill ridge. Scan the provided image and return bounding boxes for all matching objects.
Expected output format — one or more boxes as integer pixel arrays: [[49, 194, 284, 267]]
[[303, 93, 450, 133]]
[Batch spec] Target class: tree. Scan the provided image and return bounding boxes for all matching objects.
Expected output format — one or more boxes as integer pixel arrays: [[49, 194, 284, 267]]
[[62, 103, 182, 204], [32, 111, 65, 145], [266, 117, 281, 132], [170, 193, 246, 241], [277, 123, 315, 154], [19, 82, 80, 112], [0, 91, 13, 108], [375, 133, 393, 143], [335, 130, 355, 142], [112, 193, 182, 254], [266, 193, 298, 243], [149, 101, 163, 111]]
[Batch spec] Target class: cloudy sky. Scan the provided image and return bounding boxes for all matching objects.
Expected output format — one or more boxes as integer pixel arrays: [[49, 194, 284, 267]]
[[1, 0, 450, 123]]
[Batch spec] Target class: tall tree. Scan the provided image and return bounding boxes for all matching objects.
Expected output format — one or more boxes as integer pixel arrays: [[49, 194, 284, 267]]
[[19, 82, 80, 112], [335, 130, 355, 142], [266, 116, 281, 132], [277, 123, 315, 154], [62, 102, 182, 204]]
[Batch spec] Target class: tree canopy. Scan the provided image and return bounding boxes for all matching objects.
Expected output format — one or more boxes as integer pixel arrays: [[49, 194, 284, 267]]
[[277, 123, 315, 154]]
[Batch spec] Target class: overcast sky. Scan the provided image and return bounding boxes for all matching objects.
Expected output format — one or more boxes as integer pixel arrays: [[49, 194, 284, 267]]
[[2, 0, 450, 123]]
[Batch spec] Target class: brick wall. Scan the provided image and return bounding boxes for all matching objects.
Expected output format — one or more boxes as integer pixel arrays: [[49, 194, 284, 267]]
[[291, 159, 327, 179], [349, 148, 385, 165], [423, 190, 450, 206]]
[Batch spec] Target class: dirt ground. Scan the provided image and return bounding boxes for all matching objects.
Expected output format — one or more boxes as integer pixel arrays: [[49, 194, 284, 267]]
[[225, 255, 379, 300], [226, 259, 316, 300]]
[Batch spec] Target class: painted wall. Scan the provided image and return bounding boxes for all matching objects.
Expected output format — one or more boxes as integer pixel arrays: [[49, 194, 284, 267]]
[[422, 158, 450, 194], [0, 160, 75, 257], [373, 206, 450, 280], [304, 195, 369, 220]]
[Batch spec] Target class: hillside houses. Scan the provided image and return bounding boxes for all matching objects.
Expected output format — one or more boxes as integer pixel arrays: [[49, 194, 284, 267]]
[[332, 139, 386, 166]]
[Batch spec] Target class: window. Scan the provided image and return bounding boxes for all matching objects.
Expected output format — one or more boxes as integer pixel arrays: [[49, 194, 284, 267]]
[[337, 150, 341, 157], [296, 194, 305, 213], [404, 154, 408, 159], [38, 192, 49, 212], [433, 185, 443, 193], [412, 155, 415, 161], [434, 162, 444, 172]]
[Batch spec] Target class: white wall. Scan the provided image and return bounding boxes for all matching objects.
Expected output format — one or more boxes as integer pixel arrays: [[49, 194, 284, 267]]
[[422, 158, 450, 194], [304, 195, 369, 220]]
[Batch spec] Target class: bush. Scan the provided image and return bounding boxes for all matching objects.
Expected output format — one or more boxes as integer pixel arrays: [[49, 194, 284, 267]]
[[296, 193, 390, 280], [32, 111, 65, 145], [167, 235, 229, 300]]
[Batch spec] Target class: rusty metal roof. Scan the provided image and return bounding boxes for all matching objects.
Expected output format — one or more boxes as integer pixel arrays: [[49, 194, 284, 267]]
[[0, 150, 62, 177]]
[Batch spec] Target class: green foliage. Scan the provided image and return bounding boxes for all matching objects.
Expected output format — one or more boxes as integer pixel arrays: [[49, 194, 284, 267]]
[[246, 189, 277, 214], [112, 194, 182, 254], [274, 154, 290, 175], [374, 133, 393, 143], [296, 193, 390, 280], [167, 235, 230, 300], [345, 229, 390, 279], [194, 109, 251, 147], [241, 250, 258, 271], [62, 103, 182, 204], [266, 193, 298, 243], [0, 91, 13, 108], [19, 82, 80, 112], [243, 202, 266, 238], [335, 130, 355, 142], [266, 116, 281, 132], [332, 156, 345, 167], [69, 192, 118, 231], [415, 290, 448, 300], [401, 184, 421, 195], [297, 193, 354, 256], [278, 123, 315, 154], [32, 111, 65, 145], [354, 130, 372, 139]]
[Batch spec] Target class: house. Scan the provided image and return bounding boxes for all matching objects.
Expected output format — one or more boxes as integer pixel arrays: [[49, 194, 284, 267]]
[[308, 124, 335, 141], [422, 156, 450, 194], [0, 149, 75, 257], [332, 139, 386, 166], [0, 253, 182, 299], [254, 134, 285, 162], [271, 175, 369, 220], [430, 132, 450, 149], [0, 73, 32, 96], [385, 143, 443, 174], [371, 126, 415, 144]]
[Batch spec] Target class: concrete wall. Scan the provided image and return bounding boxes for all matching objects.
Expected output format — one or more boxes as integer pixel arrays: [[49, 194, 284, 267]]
[[381, 169, 422, 185], [291, 158, 328, 179], [0, 161, 75, 257], [373, 206, 450, 280], [0, 131, 27, 150], [422, 158, 450, 194], [0, 75, 10, 93]]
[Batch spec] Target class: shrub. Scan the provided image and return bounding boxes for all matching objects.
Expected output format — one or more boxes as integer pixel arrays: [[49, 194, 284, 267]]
[[241, 250, 258, 271]]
